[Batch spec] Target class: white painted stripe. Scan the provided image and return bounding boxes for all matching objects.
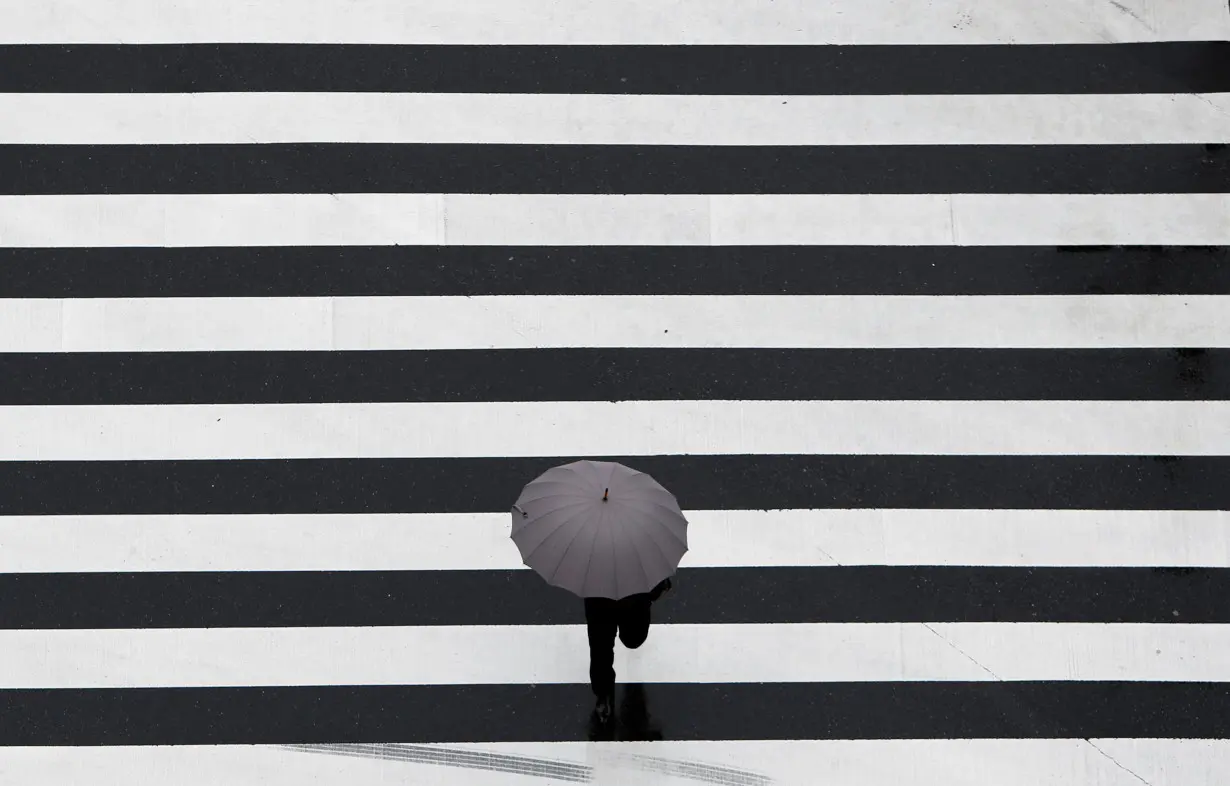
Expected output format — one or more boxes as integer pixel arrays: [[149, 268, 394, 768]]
[[0, 740, 1223, 786], [2, 511, 1226, 573], [0, 401, 1225, 460], [0, 623, 1224, 687], [0, 194, 446, 248], [6, 0, 1224, 43], [709, 194, 1230, 247], [0, 299, 63, 350], [5, 93, 1229, 145], [3, 194, 1229, 248], [4, 295, 1227, 352]]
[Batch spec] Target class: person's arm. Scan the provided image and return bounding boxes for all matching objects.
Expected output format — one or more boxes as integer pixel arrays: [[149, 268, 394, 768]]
[[648, 577, 672, 601]]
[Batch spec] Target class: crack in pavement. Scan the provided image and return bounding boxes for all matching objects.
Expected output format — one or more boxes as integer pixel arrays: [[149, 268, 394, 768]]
[[1191, 93, 1230, 121], [1107, 0, 1155, 32], [1084, 740, 1157, 786], [919, 623, 1156, 786], [947, 195, 959, 245]]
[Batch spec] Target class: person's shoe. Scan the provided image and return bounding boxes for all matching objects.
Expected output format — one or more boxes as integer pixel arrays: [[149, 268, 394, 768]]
[[594, 694, 614, 724]]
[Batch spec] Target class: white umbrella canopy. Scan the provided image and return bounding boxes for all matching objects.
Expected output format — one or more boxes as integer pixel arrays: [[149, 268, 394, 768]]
[[511, 460, 688, 599]]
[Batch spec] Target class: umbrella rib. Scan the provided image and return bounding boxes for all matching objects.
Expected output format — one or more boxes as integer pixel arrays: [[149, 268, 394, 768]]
[[513, 497, 596, 544], [542, 519, 592, 589], [578, 506, 604, 598], [555, 463, 593, 483], [619, 506, 667, 587], [517, 514, 581, 563], [641, 521, 676, 577], [627, 523, 653, 591], [602, 504, 659, 590], [608, 502, 618, 599], [635, 497, 687, 520], [523, 496, 596, 513], [516, 498, 600, 565], [616, 499, 688, 551]]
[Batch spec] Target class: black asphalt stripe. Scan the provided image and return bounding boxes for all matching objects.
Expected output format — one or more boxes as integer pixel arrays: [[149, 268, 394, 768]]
[[2, 246, 1227, 298], [0, 349, 1225, 404], [1, 683, 1226, 744], [0, 456, 1222, 515], [3, 144, 1227, 194], [0, 567, 1225, 629], [2, 42, 1228, 94]]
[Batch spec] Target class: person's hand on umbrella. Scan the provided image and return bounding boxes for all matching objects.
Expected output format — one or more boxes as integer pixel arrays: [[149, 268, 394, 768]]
[[648, 577, 672, 602]]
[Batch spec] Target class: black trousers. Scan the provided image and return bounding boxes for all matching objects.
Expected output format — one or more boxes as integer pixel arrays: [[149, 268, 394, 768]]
[[584, 593, 652, 699]]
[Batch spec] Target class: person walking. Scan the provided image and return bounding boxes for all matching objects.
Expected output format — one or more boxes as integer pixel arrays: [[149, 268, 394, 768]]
[[508, 460, 688, 724], [585, 577, 672, 722]]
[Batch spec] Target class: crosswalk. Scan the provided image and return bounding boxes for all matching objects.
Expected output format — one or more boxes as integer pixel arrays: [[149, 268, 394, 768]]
[[0, 0, 1228, 783]]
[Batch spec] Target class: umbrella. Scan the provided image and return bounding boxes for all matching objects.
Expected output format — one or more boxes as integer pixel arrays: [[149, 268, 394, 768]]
[[510, 460, 688, 599]]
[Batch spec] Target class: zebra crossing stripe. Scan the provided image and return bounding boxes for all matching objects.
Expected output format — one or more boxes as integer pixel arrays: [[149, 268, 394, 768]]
[[3, 193, 1229, 246], [3, 93, 1227, 146], [2, 510, 1227, 572], [1, 349, 1228, 404], [5, 42, 1229, 94], [1, 455, 1225, 515], [3, 295, 1226, 352], [5, 0, 1225, 44], [2, 246, 1225, 298], [0, 740, 1226, 786], [2, 565, 1226, 627], [3, 144, 1227, 194], [0, 682, 1227, 742], [1, 623, 1227, 687], [1, 400, 1227, 459]]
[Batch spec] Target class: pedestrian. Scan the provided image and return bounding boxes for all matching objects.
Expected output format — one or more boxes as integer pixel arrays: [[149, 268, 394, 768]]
[[508, 460, 688, 725], [585, 577, 672, 722]]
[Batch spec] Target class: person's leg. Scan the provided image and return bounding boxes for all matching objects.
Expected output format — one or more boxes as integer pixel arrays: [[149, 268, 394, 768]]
[[617, 596, 652, 649], [584, 598, 618, 720]]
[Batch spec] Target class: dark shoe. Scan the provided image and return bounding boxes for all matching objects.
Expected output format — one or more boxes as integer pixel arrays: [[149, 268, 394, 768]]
[[594, 694, 614, 724]]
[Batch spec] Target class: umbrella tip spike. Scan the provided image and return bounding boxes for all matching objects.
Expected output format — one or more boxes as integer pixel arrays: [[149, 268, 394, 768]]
[[603, 488, 609, 501]]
